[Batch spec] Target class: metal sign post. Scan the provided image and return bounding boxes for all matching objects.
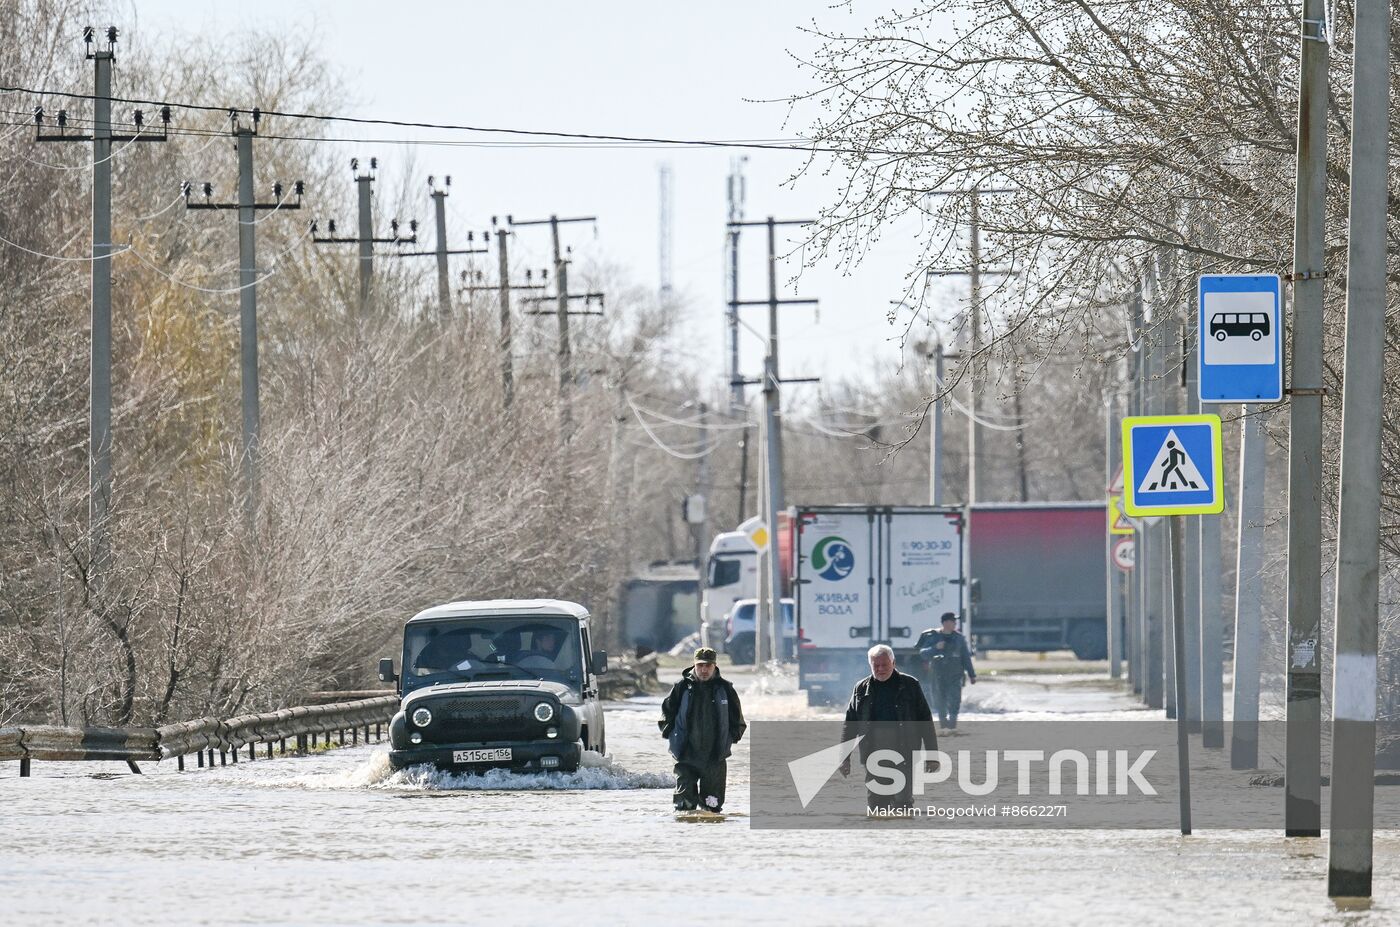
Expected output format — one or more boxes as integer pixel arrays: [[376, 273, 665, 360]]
[[1122, 413, 1225, 835]]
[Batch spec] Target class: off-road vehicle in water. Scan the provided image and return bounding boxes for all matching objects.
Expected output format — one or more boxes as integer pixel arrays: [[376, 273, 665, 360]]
[[378, 599, 608, 772]]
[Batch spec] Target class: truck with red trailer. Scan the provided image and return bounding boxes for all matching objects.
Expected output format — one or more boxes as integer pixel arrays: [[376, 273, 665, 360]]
[[964, 502, 1108, 660]]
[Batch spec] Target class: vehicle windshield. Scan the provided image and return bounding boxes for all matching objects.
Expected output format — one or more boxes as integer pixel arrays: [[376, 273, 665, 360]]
[[402, 615, 583, 694]]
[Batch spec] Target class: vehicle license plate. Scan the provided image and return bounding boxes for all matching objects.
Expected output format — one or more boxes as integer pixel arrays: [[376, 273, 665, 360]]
[[454, 748, 512, 763]]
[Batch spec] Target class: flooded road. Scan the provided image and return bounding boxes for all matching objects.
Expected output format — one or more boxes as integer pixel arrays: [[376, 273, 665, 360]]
[[3, 659, 1398, 926]]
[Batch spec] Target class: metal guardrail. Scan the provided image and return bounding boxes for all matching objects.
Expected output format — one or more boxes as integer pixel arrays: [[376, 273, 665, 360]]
[[1, 695, 400, 777]]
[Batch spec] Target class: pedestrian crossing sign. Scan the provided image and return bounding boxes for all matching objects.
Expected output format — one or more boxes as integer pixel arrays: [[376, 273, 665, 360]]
[[1121, 415, 1224, 516]]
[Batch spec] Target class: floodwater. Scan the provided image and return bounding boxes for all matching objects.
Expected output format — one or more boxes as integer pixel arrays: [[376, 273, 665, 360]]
[[3, 658, 1398, 926]]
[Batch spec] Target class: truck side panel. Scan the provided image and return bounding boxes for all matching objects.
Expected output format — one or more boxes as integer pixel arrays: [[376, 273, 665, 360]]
[[968, 505, 1107, 655], [884, 510, 964, 643], [795, 510, 875, 650], [797, 506, 964, 704]]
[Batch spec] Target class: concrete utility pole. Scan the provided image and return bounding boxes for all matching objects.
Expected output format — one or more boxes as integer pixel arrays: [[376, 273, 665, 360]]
[[726, 158, 747, 414], [184, 111, 303, 521], [736, 424, 752, 525], [1158, 289, 1181, 720], [461, 221, 552, 409], [1182, 328, 1203, 732], [930, 339, 946, 505], [658, 163, 674, 303], [497, 225, 513, 405], [762, 355, 785, 665], [1231, 405, 1267, 769], [1130, 280, 1145, 695], [694, 402, 712, 572], [1284, 0, 1330, 840], [385, 177, 488, 324], [510, 215, 601, 442], [355, 167, 374, 308], [36, 26, 168, 590], [432, 180, 452, 318], [967, 190, 985, 501], [729, 216, 820, 666], [312, 158, 417, 317], [1140, 292, 1163, 710], [1328, 0, 1389, 898], [925, 187, 1012, 503]]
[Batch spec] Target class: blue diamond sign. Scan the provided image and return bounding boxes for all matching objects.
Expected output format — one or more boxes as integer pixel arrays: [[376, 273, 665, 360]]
[[1198, 273, 1283, 403], [1121, 415, 1224, 516]]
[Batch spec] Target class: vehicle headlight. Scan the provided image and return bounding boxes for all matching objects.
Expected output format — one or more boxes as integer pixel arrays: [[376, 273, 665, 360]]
[[411, 707, 433, 727], [546, 727, 559, 739], [409, 732, 422, 744], [534, 701, 555, 723]]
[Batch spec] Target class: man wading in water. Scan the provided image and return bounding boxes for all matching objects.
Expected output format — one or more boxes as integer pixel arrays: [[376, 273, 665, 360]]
[[840, 644, 939, 812], [659, 647, 747, 813]]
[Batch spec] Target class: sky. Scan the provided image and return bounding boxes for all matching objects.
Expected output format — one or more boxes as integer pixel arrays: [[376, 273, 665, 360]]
[[113, 0, 957, 405]]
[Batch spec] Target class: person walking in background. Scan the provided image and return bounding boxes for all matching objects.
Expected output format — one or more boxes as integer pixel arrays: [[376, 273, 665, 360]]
[[659, 647, 746, 813], [927, 612, 976, 729]]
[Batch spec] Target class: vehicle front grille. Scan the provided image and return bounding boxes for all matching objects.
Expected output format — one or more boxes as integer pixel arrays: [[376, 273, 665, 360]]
[[426, 694, 543, 743]]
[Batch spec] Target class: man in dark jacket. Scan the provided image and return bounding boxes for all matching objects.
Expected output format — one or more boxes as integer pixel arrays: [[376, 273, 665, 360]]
[[926, 612, 976, 729], [839, 644, 939, 811], [659, 647, 747, 813]]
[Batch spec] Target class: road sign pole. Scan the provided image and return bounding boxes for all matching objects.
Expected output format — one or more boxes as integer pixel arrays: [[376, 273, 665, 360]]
[[1169, 515, 1193, 835], [1231, 405, 1267, 768], [1183, 326, 1203, 732], [1327, 0, 1388, 897], [1123, 409, 1225, 726]]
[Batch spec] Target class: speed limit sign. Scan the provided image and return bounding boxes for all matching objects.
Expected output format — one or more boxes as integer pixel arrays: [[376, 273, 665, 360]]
[[1112, 537, 1135, 571]]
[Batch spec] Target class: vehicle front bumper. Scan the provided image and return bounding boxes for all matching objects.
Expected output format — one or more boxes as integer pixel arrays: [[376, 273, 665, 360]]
[[388, 739, 582, 773]]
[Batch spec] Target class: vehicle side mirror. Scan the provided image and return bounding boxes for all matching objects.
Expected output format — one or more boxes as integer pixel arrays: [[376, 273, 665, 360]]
[[378, 658, 398, 684], [969, 577, 982, 603], [591, 650, 609, 675]]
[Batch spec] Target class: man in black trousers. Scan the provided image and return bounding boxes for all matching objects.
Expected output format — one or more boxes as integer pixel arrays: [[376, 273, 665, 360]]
[[927, 612, 977, 729], [840, 644, 939, 811], [659, 647, 746, 813]]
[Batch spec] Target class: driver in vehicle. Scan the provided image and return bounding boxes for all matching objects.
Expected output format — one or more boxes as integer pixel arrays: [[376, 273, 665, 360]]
[[515, 627, 565, 670]]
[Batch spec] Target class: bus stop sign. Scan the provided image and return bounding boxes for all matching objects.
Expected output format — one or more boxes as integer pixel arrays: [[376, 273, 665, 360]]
[[1198, 274, 1283, 403]]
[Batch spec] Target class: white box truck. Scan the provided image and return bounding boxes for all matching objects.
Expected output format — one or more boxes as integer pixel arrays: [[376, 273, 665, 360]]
[[699, 530, 759, 652], [795, 505, 965, 705]]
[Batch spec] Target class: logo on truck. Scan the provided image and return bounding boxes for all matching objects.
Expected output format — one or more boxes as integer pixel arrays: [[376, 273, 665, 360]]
[[811, 536, 855, 582]]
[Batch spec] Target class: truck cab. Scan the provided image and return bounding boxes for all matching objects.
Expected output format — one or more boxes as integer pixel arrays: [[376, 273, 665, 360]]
[[378, 599, 607, 773], [700, 531, 758, 652]]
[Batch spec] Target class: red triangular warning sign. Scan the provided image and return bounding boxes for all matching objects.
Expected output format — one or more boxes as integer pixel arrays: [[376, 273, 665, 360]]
[[1107, 464, 1124, 496]]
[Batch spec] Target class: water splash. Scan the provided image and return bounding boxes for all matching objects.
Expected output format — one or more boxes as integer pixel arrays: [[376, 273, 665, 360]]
[[293, 748, 671, 791]]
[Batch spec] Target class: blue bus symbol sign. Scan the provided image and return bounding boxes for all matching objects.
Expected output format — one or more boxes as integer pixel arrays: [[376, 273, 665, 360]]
[[1198, 274, 1283, 403]]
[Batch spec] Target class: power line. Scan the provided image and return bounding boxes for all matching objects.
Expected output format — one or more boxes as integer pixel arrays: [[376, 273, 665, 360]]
[[0, 81, 902, 154]]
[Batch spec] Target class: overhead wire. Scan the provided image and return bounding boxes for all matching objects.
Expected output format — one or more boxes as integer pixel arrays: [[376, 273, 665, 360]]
[[0, 81, 929, 156], [122, 224, 313, 294], [626, 399, 753, 431], [0, 231, 129, 263], [626, 395, 725, 460]]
